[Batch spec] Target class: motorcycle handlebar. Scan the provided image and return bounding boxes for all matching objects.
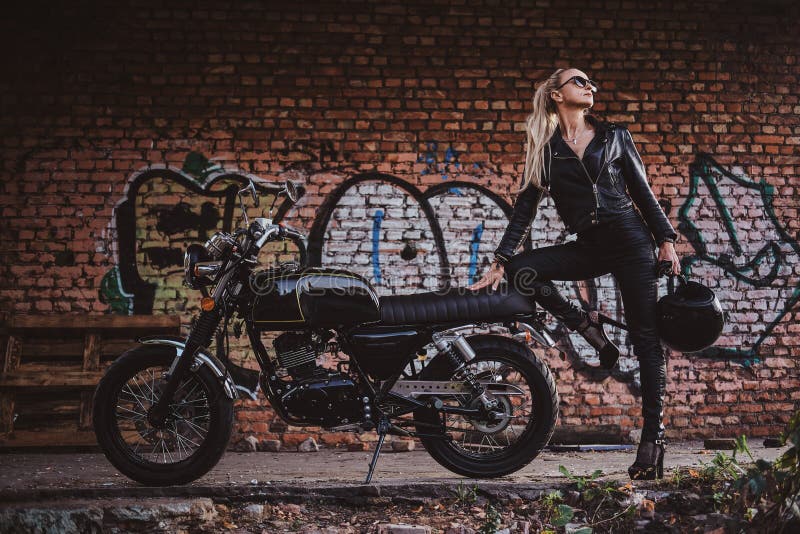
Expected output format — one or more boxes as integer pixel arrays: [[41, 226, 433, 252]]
[[250, 220, 308, 262]]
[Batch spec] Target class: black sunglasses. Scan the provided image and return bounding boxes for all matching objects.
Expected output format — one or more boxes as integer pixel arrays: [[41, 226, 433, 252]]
[[555, 75, 599, 93]]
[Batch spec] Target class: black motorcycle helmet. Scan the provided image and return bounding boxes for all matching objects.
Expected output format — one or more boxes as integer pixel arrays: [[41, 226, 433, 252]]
[[656, 273, 725, 352]]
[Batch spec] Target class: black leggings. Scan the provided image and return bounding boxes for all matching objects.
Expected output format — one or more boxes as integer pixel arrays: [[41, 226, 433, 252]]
[[503, 208, 666, 442]]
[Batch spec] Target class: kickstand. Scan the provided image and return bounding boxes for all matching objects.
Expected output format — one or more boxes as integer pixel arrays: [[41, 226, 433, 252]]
[[364, 416, 390, 484]]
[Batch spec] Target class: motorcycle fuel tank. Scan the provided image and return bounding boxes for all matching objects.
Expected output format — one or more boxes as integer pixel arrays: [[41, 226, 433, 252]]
[[250, 267, 380, 329]]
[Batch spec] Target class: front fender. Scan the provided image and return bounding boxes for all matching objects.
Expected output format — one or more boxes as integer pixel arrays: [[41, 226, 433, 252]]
[[139, 337, 238, 400]]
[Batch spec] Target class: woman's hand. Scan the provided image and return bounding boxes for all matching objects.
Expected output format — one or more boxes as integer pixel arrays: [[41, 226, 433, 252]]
[[467, 261, 506, 291], [657, 242, 680, 275]]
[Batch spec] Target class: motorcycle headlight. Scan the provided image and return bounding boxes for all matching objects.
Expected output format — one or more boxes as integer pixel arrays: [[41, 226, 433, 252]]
[[184, 244, 220, 289]]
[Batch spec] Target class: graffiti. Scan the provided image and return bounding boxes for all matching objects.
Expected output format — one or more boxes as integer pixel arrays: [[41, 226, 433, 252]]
[[182, 152, 224, 183], [278, 139, 355, 173], [153, 202, 221, 240], [141, 247, 185, 270], [309, 174, 652, 389], [54, 250, 75, 267], [99, 149, 796, 391], [677, 153, 800, 365], [98, 266, 134, 315], [417, 141, 503, 183], [418, 141, 463, 195], [468, 222, 484, 286], [419, 142, 459, 177], [400, 239, 418, 261], [307, 173, 453, 294], [108, 164, 305, 314], [371, 210, 384, 284]]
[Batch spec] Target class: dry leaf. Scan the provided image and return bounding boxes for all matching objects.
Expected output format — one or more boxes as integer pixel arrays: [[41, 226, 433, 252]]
[[640, 499, 655, 519]]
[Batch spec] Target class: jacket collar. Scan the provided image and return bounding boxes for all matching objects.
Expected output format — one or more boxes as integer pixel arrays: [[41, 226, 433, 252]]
[[549, 114, 613, 151]]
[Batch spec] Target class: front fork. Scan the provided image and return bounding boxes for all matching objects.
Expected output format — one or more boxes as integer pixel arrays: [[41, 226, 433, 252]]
[[148, 309, 222, 426]]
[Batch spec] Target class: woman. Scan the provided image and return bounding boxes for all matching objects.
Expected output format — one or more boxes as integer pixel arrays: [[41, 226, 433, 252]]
[[468, 68, 681, 480]]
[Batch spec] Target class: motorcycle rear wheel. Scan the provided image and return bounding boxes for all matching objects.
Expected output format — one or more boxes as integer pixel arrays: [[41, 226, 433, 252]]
[[414, 334, 558, 478], [92, 346, 234, 486]]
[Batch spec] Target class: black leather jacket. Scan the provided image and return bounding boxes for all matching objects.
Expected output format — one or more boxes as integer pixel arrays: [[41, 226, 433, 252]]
[[494, 115, 678, 266]]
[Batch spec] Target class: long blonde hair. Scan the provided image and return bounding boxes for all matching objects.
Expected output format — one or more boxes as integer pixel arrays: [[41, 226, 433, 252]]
[[518, 68, 568, 192]]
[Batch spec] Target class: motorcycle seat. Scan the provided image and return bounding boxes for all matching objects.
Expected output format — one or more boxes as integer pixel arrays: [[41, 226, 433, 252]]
[[378, 286, 536, 326]]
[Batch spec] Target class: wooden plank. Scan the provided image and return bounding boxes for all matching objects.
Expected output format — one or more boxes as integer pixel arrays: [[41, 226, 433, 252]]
[[6, 362, 87, 373], [0, 370, 106, 388], [2, 336, 21, 376], [0, 430, 97, 448], [9, 315, 181, 335], [78, 391, 93, 430], [21, 341, 85, 359], [20, 339, 144, 360], [83, 333, 100, 371], [12, 398, 80, 418], [100, 339, 145, 357], [0, 314, 182, 449], [0, 391, 14, 434]]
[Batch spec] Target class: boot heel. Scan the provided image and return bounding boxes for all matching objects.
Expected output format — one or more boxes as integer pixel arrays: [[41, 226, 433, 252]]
[[576, 311, 620, 369], [628, 439, 666, 481]]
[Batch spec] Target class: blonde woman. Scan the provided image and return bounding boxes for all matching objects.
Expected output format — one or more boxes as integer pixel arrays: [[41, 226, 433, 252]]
[[469, 68, 681, 480]]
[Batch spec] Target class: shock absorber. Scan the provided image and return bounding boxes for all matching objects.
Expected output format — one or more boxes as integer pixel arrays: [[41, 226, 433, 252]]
[[187, 309, 223, 349], [432, 334, 484, 396]]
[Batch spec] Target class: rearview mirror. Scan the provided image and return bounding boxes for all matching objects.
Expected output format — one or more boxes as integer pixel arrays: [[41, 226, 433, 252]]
[[285, 180, 298, 203]]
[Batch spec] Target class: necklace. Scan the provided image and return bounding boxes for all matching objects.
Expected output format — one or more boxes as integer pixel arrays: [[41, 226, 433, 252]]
[[566, 127, 584, 144]]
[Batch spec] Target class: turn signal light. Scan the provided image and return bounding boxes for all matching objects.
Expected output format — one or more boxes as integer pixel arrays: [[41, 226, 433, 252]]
[[200, 298, 216, 311]]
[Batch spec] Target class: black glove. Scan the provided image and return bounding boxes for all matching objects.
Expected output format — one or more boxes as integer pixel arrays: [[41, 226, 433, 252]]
[[656, 260, 673, 278]]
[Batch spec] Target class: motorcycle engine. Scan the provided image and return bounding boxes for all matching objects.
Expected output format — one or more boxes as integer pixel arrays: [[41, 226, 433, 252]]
[[272, 331, 322, 379], [282, 371, 363, 427], [273, 331, 364, 427]]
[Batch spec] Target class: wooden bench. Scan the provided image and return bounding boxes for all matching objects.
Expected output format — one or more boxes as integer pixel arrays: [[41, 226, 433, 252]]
[[0, 315, 181, 448]]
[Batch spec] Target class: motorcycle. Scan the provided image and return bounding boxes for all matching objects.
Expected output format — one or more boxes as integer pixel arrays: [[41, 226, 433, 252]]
[[92, 178, 562, 485]]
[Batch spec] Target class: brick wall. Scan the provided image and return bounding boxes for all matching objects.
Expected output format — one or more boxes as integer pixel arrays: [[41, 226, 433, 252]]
[[1, 0, 799, 448]]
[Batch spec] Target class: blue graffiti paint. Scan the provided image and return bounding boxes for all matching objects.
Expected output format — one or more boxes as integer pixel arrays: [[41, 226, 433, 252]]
[[418, 142, 463, 191], [468, 222, 484, 285], [372, 210, 384, 284]]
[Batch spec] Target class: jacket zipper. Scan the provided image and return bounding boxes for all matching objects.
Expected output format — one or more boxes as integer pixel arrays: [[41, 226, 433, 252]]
[[553, 137, 608, 225]]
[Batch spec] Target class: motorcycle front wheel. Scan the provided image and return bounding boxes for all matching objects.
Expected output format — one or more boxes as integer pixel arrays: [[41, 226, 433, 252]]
[[414, 334, 559, 478], [92, 345, 234, 486]]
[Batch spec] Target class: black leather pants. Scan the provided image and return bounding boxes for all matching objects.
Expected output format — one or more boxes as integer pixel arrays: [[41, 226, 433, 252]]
[[503, 208, 666, 442]]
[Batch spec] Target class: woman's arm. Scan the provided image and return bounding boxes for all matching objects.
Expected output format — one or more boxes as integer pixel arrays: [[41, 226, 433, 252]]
[[620, 128, 678, 246], [493, 183, 544, 266]]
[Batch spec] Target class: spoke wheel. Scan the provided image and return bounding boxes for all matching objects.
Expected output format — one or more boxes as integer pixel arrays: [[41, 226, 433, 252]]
[[93, 346, 233, 486], [414, 334, 558, 478], [439, 359, 534, 458], [116, 364, 212, 465]]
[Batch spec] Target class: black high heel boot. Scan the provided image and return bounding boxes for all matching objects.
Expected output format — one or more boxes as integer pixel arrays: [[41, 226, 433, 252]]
[[628, 439, 666, 480], [575, 310, 620, 369]]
